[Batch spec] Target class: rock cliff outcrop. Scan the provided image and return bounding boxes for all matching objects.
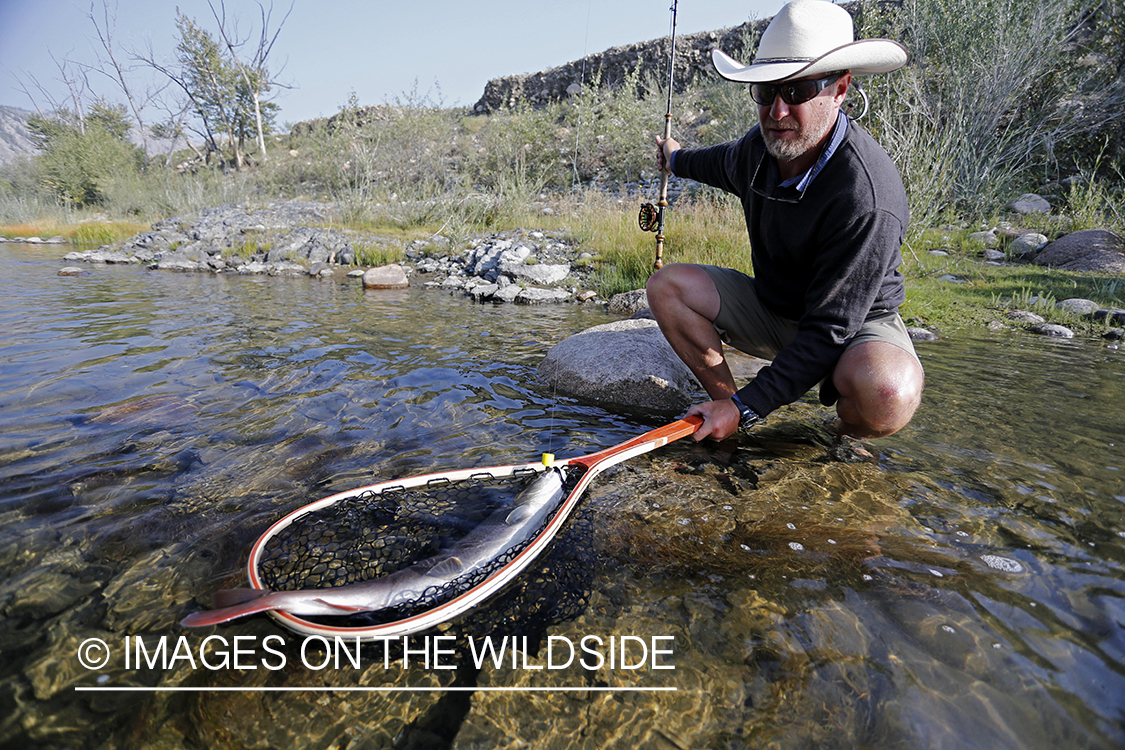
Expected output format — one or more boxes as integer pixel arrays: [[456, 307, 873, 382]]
[[471, 20, 767, 114]]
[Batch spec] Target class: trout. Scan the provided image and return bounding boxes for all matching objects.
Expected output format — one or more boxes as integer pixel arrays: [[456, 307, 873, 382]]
[[180, 467, 567, 627]]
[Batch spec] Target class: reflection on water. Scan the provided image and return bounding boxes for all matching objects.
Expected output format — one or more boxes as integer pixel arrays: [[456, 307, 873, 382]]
[[1, 243, 1123, 749]]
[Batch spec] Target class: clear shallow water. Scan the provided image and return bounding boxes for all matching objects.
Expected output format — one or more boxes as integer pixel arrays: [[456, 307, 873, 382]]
[[1, 243, 1123, 749]]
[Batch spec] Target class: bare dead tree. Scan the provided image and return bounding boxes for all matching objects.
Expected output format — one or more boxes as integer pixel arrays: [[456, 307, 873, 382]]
[[9, 51, 90, 127], [206, 0, 293, 163], [134, 29, 226, 166], [148, 94, 207, 167], [84, 0, 169, 159]]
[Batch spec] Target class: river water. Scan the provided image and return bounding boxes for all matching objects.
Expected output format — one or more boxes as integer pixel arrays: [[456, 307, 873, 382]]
[[1, 242, 1123, 749]]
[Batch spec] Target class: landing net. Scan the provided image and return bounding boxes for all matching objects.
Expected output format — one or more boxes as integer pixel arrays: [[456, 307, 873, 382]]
[[254, 464, 590, 631]]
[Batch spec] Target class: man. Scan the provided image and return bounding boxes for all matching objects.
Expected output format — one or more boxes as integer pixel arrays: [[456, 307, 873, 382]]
[[648, 0, 924, 444]]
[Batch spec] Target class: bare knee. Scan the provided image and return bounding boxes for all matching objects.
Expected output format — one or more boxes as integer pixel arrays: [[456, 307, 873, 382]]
[[646, 263, 720, 322], [837, 383, 920, 438], [863, 379, 922, 435], [834, 343, 924, 438], [646, 264, 688, 313]]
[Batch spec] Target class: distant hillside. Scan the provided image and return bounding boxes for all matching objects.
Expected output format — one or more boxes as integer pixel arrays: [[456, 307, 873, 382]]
[[0, 105, 37, 165]]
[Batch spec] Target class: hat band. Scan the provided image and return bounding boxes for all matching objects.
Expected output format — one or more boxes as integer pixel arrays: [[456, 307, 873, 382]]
[[752, 57, 816, 64]]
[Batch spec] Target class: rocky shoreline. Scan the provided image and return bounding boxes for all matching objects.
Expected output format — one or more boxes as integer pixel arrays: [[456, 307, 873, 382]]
[[53, 199, 1125, 336], [55, 199, 605, 305], [1, 234, 67, 245]]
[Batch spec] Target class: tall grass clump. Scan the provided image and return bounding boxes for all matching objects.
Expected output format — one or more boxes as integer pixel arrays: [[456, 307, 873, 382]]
[[694, 23, 764, 147], [270, 89, 467, 229], [102, 166, 259, 218], [857, 0, 1125, 233], [570, 190, 751, 296]]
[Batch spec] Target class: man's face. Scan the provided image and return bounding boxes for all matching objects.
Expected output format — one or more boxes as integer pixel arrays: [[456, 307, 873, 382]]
[[757, 73, 849, 163]]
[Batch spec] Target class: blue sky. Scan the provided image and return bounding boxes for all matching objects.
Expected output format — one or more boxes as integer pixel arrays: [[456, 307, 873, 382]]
[[0, 0, 787, 125]]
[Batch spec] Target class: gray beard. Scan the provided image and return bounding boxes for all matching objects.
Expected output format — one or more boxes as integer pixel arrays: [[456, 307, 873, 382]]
[[762, 128, 814, 162]]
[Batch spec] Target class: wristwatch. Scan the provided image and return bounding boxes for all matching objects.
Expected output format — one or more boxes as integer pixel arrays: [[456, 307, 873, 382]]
[[730, 395, 761, 431]]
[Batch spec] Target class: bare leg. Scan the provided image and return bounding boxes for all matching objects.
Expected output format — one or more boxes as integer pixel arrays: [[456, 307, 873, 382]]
[[833, 341, 923, 438], [646, 264, 735, 400], [647, 264, 748, 440]]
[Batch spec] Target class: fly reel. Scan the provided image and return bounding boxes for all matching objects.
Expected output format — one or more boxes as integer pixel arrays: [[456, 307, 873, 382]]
[[638, 202, 661, 233]]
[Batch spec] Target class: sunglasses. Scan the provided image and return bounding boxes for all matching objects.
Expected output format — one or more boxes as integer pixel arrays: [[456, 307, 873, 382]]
[[750, 73, 844, 107]]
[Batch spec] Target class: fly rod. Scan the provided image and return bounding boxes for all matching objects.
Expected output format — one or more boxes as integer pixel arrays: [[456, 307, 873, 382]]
[[639, 0, 679, 270]]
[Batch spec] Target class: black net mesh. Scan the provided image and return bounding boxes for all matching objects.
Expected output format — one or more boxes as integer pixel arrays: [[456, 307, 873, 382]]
[[257, 464, 591, 631]]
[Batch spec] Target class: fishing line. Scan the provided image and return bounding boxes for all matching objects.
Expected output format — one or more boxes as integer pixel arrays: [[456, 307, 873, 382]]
[[556, 0, 595, 461], [77, 686, 679, 693], [570, 0, 594, 189]]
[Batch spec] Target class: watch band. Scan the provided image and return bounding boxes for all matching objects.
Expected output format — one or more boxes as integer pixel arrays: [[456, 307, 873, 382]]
[[730, 395, 760, 431]]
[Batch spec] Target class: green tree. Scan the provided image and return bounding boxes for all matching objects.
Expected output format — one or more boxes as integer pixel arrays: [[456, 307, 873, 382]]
[[27, 99, 143, 206], [206, 0, 293, 163], [141, 10, 279, 171], [176, 12, 245, 167]]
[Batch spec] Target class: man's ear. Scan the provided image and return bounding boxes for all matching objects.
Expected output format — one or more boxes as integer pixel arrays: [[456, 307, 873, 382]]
[[834, 71, 853, 104]]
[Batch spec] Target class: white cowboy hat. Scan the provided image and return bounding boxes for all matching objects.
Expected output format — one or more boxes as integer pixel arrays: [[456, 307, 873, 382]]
[[712, 0, 909, 84]]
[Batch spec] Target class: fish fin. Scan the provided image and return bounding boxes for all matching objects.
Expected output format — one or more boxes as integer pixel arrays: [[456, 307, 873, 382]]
[[180, 590, 275, 628], [312, 598, 366, 612], [506, 505, 534, 524], [212, 588, 268, 608], [425, 556, 465, 577]]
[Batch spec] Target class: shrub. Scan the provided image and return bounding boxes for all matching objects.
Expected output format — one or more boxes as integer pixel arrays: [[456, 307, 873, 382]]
[[857, 0, 1125, 231], [28, 101, 145, 207]]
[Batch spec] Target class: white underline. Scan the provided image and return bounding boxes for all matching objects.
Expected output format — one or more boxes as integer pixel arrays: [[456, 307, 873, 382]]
[[75, 686, 677, 693]]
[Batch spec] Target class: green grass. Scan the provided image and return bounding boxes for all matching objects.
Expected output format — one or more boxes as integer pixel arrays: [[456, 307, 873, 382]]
[[556, 191, 753, 297], [899, 232, 1125, 334], [352, 241, 407, 267], [0, 218, 149, 245]]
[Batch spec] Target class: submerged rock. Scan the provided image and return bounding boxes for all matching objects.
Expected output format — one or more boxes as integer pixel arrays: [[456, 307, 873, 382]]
[[1029, 323, 1075, 338], [362, 264, 409, 289], [514, 286, 572, 304], [1006, 310, 1046, 324], [907, 326, 939, 341]]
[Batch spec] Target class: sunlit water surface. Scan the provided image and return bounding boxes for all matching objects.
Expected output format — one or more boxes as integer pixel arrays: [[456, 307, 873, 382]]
[[1, 244, 1123, 749]]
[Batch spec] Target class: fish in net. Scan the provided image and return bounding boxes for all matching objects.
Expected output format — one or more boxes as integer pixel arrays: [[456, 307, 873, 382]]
[[253, 466, 589, 630]]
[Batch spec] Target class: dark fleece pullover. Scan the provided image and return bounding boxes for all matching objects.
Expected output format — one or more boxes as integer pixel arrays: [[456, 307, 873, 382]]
[[671, 118, 909, 417]]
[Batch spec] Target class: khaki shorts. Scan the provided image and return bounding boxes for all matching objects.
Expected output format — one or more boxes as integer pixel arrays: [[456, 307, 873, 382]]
[[700, 265, 920, 405]]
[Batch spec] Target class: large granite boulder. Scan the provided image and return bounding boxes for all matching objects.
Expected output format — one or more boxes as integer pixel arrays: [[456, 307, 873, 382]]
[[1033, 229, 1125, 272], [538, 319, 702, 412], [362, 264, 409, 289]]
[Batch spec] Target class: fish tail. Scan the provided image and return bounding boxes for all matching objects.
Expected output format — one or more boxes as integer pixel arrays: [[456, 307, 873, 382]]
[[180, 589, 274, 627]]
